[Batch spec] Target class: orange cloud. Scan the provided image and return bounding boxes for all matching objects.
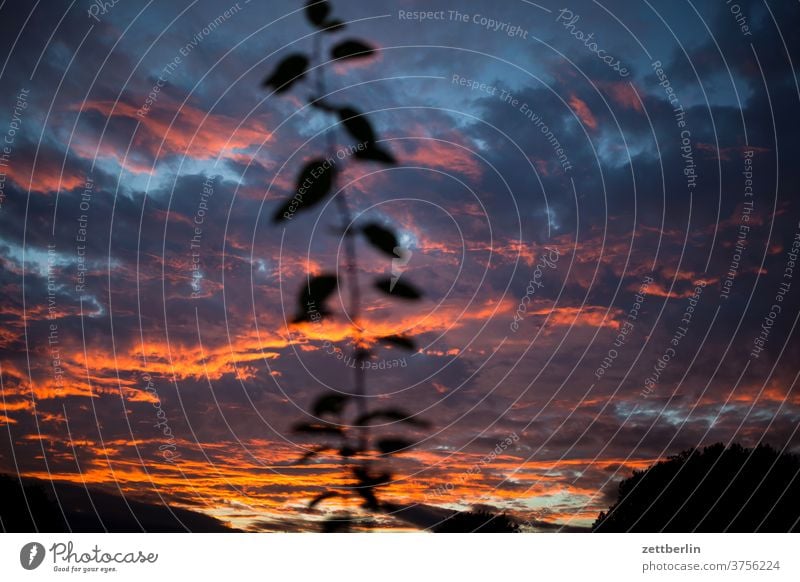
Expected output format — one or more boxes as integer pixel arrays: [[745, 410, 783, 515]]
[[292, 297, 514, 345], [74, 99, 273, 171], [598, 81, 643, 112], [531, 305, 621, 329], [77, 337, 282, 382], [2, 156, 88, 194], [695, 143, 770, 161], [569, 95, 598, 130], [399, 139, 482, 180], [697, 377, 800, 407]]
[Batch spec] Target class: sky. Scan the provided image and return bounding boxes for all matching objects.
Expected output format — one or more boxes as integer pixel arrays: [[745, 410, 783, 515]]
[[0, 0, 799, 531]]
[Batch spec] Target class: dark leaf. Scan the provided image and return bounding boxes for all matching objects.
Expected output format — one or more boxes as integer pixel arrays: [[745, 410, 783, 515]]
[[273, 159, 337, 223], [356, 408, 430, 428], [304, 0, 330, 26], [353, 466, 391, 487], [304, 0, 344, 31], [292, 421, 343, 436], [292, 308, 331, 325], [331, 39, 375, 61], [334, 107, 395, 164], [298, 450, 318, 463], [378, 334, 415, 351], [322, 19, 345, 32], [352, 467, 391, 510], [361, 223, 399, 257], [293, 274, 338, 323], [312, 393, 350, 416], [356, 489, 378, 510], [308, 490, 340, 509], [375, 277, 422, 300], [376, 438, 414, 455], [354, 142, 396, 164], [302, 274, 337, 304], [337, 107, 376, 144], [263, 54, 308, 93], [295, 445, 331, 463]]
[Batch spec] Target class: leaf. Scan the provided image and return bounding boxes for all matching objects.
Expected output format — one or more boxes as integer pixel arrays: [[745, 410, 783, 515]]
[[298, 450, 318, 463], [312, 393, 350, 417], [354, 142, 396, 164], [375, 277, 422, 300], [304, 0, 330, 26], [308, 490, 340, 509], [322, 19, 345, 32], [353, 466, 391, 487], [339, 445, 359, 457], [331, 39, 375, 61], [263, 54, 309, 93], [302, 274, 337, 305], [378, 334, 415, 351], [295, 445, 331, 463], [356, 488, 378, 510], [334, 106, 395, 165], [304, 1, 344, 31], [352, 467, 391, 510], [293, 274, 338, 323], [361, 223, 399, 257], [292, 421, 343, 436], [376, 438, 414, 455], [337, 107, 376, 144], [273, 159, 337, 223]]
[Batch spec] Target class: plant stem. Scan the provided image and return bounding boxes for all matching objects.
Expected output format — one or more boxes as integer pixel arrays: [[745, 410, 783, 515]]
[[313, 32, 368, 453]]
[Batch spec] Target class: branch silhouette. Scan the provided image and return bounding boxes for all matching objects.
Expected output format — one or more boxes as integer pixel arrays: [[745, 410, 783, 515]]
[[264, 0, 426, 531]]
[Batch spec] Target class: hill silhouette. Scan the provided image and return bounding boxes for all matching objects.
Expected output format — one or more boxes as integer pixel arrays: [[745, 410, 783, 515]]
[[593, 443, 800, 532], [0, 474, 236, 532], [373, 502, 522, 532], [431, 510, 520, 533]]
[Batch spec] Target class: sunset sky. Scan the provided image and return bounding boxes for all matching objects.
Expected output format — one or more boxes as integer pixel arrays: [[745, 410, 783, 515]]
[[1, 0, 799, 531]]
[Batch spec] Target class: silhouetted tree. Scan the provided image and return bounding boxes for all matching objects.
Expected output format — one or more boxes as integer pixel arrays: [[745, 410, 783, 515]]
[[594, 443, 800, 532]]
